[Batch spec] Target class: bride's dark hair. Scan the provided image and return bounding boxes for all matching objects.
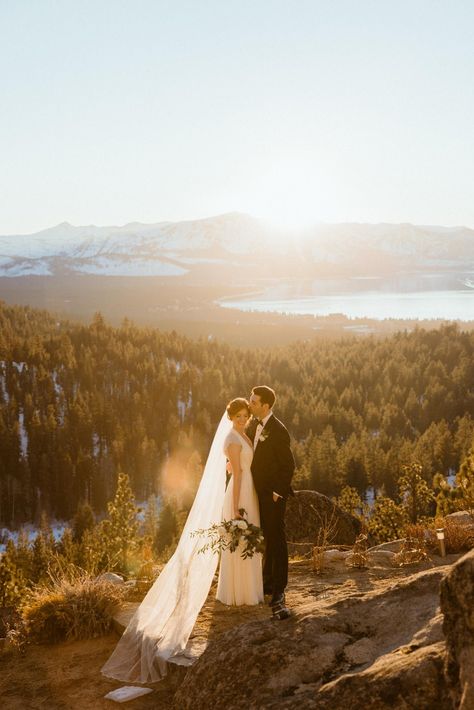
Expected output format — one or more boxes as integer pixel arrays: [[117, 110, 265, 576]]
[[226, 397, 250, 420]]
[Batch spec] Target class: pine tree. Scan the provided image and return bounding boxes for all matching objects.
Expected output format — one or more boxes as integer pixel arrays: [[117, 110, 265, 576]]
[[39, 510, 55, 549], [398, 462, 435, 523], [154, 500, 178, 553], [143, 494, 160, 542], [336, 486, 365, 519], [456, 441, 474, 516], [31, 532, 50, 583], [0, 540, 25, 607], [72, 501, 95, 543], [102, 472, 139, 574], [367, 497, 407, 544], [58, 527, 76, 564], [14, 528, 33, 581], [433, 473, 458, 517]]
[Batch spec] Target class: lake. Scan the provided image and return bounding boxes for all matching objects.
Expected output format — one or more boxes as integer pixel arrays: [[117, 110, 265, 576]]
[[219, 272, 474, 321]]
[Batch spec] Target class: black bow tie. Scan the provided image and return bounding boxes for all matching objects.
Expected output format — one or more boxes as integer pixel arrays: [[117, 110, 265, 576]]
[[255, 418, 264, 426]]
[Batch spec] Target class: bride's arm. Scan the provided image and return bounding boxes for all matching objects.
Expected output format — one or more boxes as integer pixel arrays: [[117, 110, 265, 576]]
[[226, 442, 243, 518]]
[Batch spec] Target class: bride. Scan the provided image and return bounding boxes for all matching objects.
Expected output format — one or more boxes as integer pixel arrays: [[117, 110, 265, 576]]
[[101, 397, 263, 684], [216, 398, 263, 605]]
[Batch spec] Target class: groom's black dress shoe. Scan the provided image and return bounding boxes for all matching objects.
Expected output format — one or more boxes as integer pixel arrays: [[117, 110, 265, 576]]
[[270, 592, 285, 607], [270, 592, 291, 620]]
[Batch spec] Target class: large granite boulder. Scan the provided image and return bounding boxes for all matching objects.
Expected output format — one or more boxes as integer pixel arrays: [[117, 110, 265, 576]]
[[173, 565, 447, 710], [286, 490, 361, 545], [440, 548, 474, 709], [305, 642, 450, 710]]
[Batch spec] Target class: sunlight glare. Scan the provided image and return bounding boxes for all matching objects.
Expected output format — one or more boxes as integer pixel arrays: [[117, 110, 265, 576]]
[[244, 158, 337, 233]]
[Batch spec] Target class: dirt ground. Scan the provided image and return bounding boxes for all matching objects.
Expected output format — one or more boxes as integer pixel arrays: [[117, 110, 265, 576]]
[[0, 554, 457, 710]]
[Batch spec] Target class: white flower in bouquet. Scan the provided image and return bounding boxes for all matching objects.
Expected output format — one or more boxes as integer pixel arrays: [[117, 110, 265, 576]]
[[191, 508, 265, 559]]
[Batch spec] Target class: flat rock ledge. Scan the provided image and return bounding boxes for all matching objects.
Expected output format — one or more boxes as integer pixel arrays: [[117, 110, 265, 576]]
[[173, 560, 457, 710]]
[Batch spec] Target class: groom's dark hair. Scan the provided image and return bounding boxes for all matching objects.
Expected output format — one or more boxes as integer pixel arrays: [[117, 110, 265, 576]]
[[252, 385, 276, 408]]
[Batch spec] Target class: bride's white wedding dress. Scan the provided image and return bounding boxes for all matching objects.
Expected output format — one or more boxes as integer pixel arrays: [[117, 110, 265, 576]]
[[216, 429, 263, 606], [101, 413, 262, 685]]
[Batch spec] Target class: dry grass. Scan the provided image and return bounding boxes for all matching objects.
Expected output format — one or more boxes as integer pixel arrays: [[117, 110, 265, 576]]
[[405, 519, 474, 555], [432, 519, 474, 554], [393, 535, 428, 566], [345, 533, 369, 568], [21, 567, 125, 644], [312, 506, 339, 575]]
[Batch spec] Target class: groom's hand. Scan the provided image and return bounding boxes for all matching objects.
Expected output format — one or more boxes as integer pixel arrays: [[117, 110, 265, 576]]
[[273, 492, 283, 502]]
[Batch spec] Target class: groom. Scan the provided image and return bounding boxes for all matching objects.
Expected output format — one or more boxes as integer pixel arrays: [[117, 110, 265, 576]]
[[247, 385, 295, 618]]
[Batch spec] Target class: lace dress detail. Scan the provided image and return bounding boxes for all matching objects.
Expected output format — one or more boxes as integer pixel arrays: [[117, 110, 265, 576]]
[[216, 430, 264, 605]]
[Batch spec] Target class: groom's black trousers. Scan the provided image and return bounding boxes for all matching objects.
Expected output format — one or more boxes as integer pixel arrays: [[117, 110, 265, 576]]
[[259, 493, 288, 595]]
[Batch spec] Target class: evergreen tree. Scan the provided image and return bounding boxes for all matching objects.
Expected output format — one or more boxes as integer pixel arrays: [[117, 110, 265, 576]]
[[102, 472, 139, 574], [456, 441, 474, 515], [31, 532, 50, 583], [143, 494, 160, 542], [72, 501, 95, 543], [58, 527, 76, 564], [336, 486, 364, 519], [154, 500, 178, 553], [0, 540, 25, 607], [13, 528, 33, 581], [398, 462, 435, 523], [38, 510, 55, 548], [433, 473, 458, 517], [367, 497, 407, 544]]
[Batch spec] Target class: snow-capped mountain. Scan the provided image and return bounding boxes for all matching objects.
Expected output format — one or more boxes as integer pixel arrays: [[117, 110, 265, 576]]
[[0, 213, 472, 278], [0, 213, 272, 277]]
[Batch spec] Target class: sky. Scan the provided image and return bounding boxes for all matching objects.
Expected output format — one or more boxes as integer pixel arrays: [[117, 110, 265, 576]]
[[1, 0, 473, 234]]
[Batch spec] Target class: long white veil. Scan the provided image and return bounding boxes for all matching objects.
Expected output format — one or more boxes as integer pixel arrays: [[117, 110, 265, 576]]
[[101, 412, 231, 683]]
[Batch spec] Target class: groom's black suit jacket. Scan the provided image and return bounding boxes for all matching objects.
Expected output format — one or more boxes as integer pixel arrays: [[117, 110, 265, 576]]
[[246, 414, 295, 499]]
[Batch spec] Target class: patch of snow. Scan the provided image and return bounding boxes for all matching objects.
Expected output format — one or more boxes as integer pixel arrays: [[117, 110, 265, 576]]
[[0, 521, 67, 553], [0, 258, 53, 276], [92, 432, 101, 456], [365, 487, 376, 509], [18, 410, 28, 457], [177, 399, 186, 421], [72, 257, 188, 276]]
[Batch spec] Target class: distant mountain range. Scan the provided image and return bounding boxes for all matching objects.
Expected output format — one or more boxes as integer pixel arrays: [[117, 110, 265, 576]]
[[0, 213, 473, 279]]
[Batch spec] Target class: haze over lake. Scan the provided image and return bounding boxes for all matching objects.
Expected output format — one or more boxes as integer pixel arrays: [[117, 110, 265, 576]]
[[220, 272, 474, 321]]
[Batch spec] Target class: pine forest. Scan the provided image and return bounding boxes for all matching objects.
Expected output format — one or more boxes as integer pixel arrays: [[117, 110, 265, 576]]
[[0, 300, 473, 528]]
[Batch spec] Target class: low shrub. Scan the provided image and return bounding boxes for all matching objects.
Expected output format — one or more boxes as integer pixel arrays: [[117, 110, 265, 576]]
[[393, 534, 428, 566], [433, 519, 474, 554], [407, 519, 474, 555], [345, 533, 369, 568], [22, 566, 125, 643]]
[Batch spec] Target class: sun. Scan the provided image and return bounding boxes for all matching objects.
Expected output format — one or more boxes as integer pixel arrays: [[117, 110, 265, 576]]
[[241, 159, 330, 233]]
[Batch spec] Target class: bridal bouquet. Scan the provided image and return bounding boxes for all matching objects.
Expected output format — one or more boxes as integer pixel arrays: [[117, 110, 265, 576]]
[[191, 509, 265, 559]]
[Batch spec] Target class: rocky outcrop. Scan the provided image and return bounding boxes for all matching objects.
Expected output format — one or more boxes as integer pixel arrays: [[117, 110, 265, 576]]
[[285, 490, 361, 545], [445, 511, 474, 527], [301, 642, 451, 710], [440, 549, 474, 709], [173, 564, 449, 710]]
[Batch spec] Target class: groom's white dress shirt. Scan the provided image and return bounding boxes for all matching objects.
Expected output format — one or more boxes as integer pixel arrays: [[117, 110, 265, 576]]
[[253, 411, 273, 449]]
